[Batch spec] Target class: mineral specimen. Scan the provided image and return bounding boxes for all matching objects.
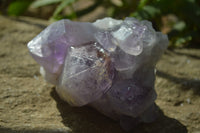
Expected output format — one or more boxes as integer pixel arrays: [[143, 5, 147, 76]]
[[27, 17, 168, 130]]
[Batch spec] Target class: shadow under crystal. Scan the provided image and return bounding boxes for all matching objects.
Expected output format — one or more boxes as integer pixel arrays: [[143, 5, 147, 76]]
[[50, 88, 188, 133]]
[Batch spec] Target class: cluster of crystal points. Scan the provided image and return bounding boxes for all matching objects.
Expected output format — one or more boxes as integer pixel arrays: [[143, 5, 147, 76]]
[[27, 17, 168, 130]]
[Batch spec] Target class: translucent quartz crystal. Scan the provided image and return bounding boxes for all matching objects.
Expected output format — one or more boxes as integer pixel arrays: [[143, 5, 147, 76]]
[[57, 42, 114, 106], [27, 17, 168, 130]]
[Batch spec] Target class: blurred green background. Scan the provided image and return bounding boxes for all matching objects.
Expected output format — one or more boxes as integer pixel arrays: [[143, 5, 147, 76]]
[[1, 0, 200, 48]]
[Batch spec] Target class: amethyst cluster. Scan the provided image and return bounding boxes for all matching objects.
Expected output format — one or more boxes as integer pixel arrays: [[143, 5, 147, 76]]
[[27, 17, 168, 130]]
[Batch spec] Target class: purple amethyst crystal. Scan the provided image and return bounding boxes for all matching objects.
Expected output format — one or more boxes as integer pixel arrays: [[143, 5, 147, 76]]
[[27, 17, 168, 130]]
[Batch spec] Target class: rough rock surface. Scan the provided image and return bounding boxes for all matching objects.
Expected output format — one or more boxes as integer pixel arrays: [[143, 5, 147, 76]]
[[0, 16, 200, 133]]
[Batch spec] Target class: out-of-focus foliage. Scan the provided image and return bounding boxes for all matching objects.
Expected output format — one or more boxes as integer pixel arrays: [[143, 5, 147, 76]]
[[30, 0, 102, 20], [7, 0, 33, 16], [31, 0, 77, 20], [1, 0, 200, 48]]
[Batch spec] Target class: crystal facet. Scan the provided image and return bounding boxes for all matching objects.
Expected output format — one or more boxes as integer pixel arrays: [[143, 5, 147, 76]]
[[27, 17, 168, 130]]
